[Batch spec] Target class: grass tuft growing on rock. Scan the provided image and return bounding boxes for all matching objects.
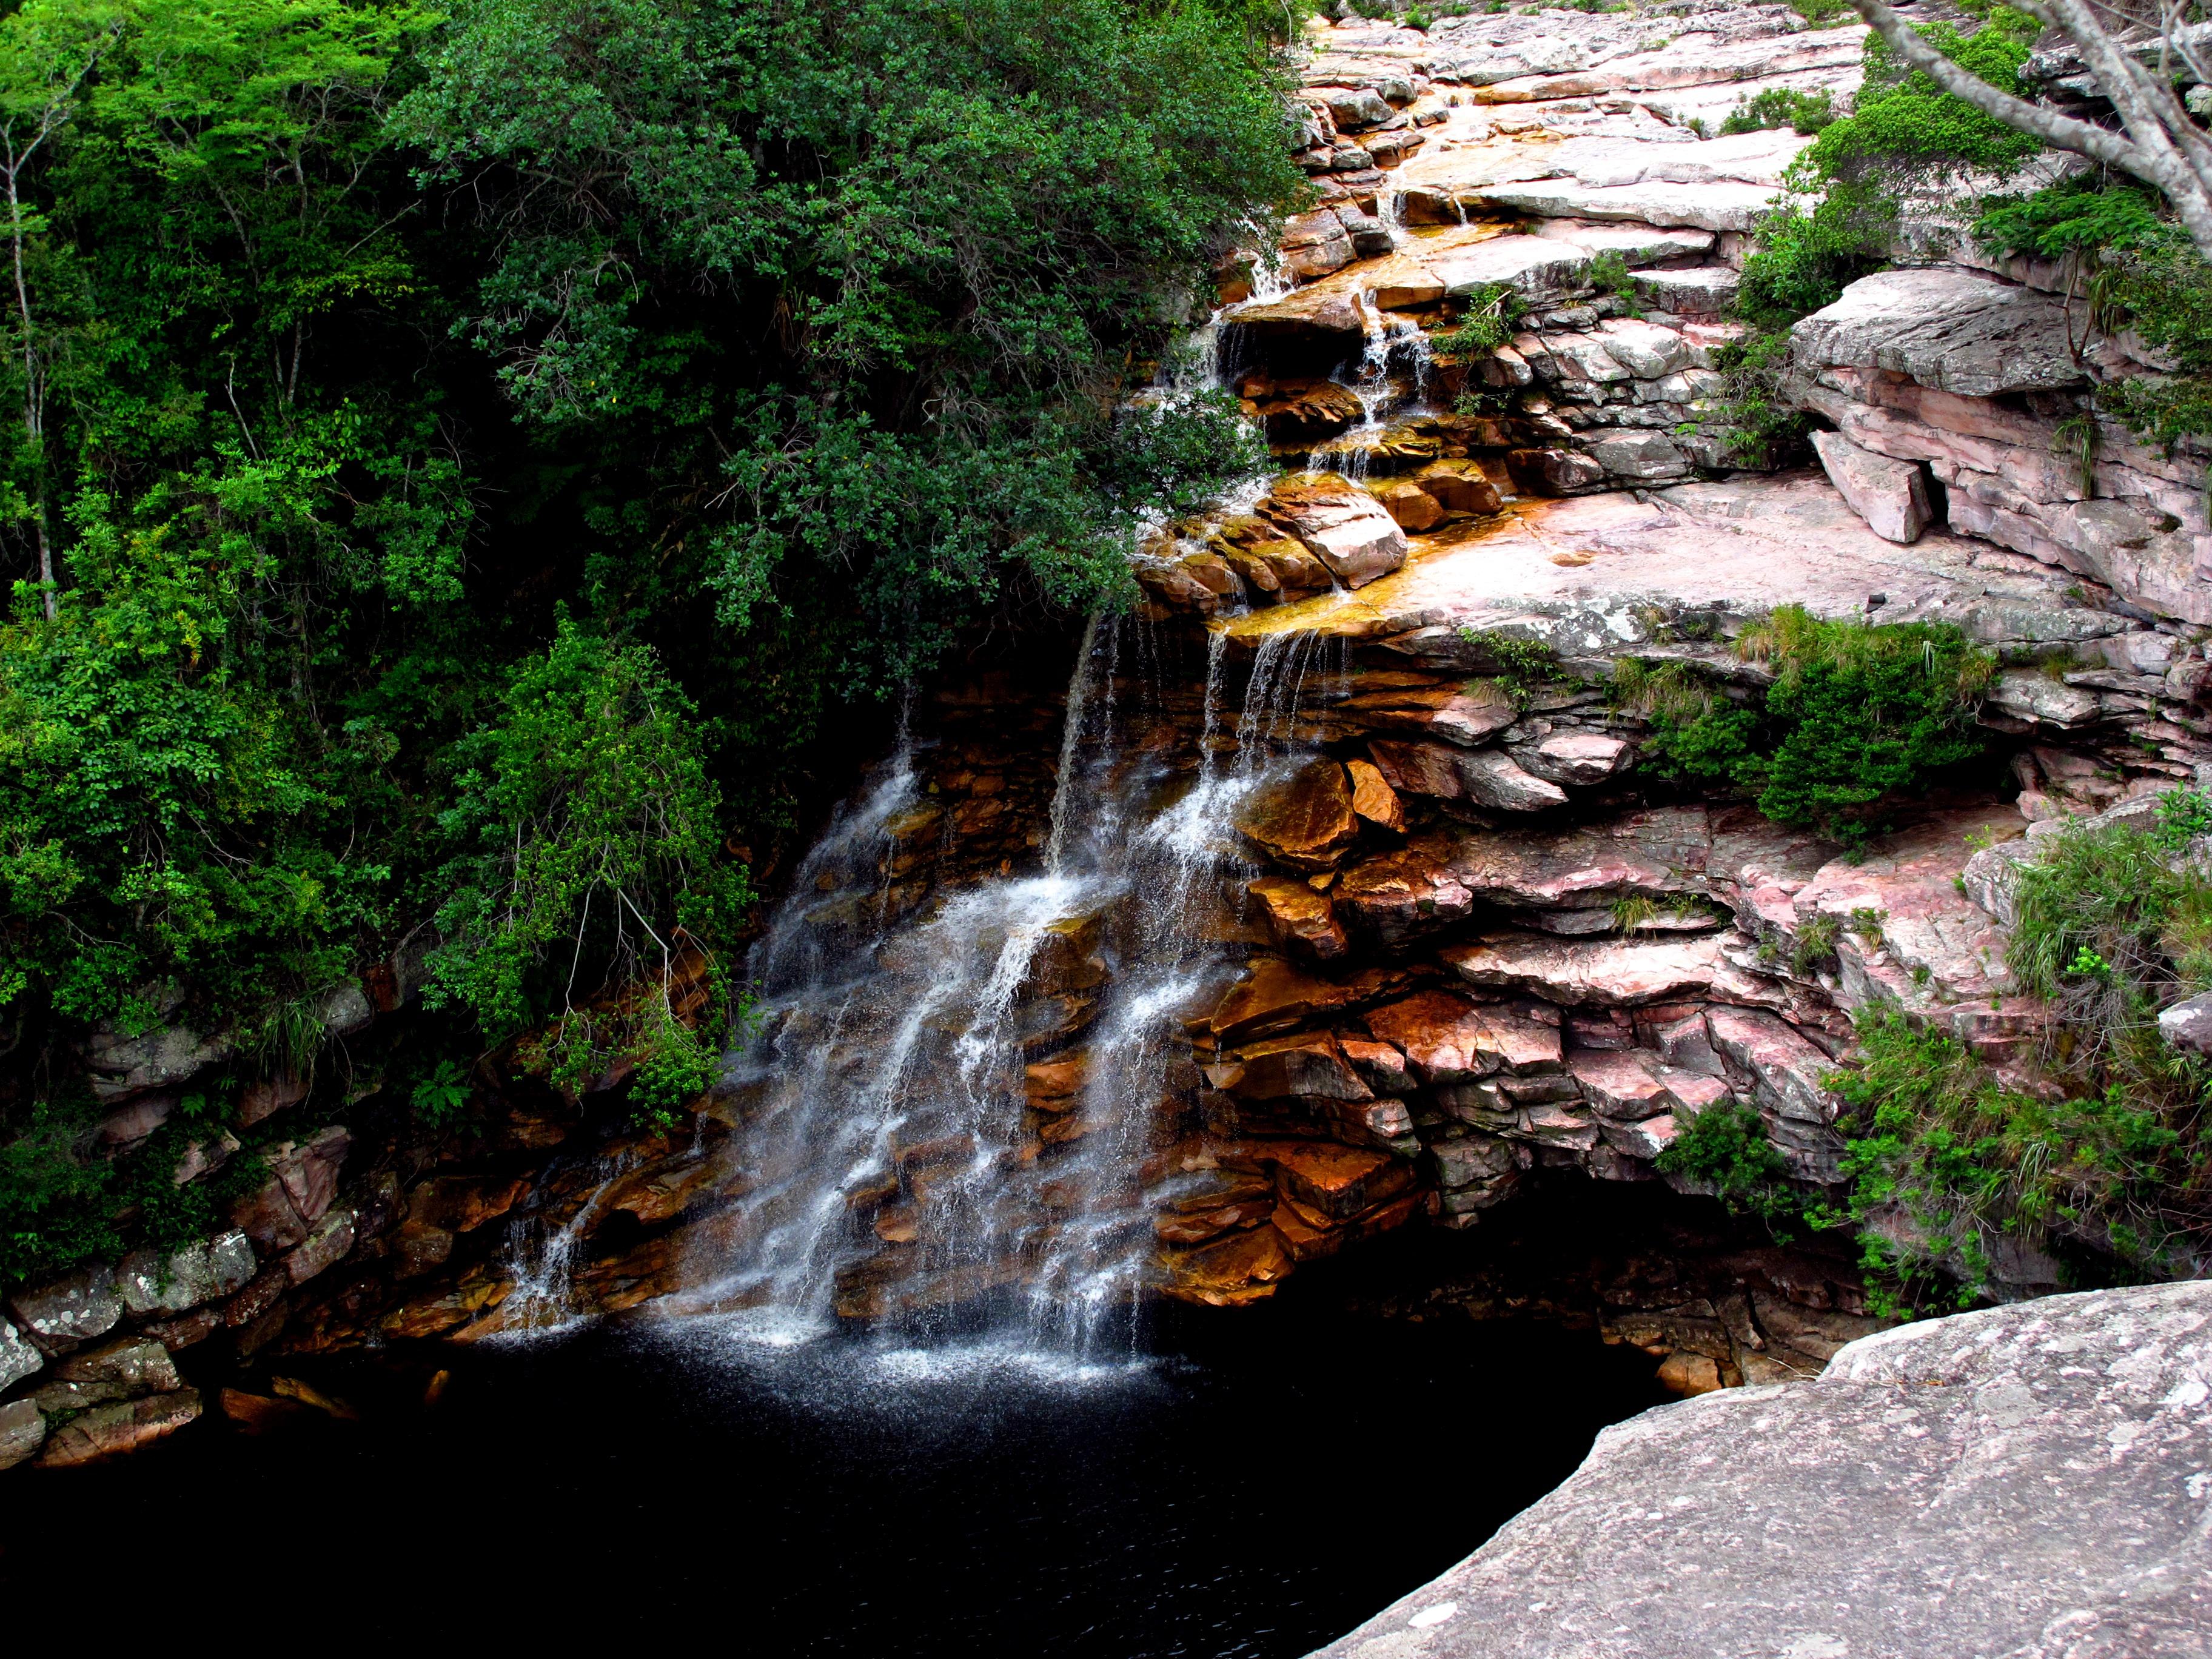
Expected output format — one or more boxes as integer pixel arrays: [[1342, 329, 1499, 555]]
[[1613, 606, 1996, 840]]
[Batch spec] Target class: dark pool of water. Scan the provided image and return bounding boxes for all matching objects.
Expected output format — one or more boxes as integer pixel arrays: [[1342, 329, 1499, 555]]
[[0, 1305, 1664, 1651]]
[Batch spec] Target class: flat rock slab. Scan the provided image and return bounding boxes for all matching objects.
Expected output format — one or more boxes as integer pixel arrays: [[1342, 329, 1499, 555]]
[[1221, 472, 2122, 657], [1312, 1279, 2212, 1659], [1791, 267, 2087, 398]]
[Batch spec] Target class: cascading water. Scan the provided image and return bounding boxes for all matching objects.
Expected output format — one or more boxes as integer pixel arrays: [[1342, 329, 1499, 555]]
[[680, 617, 1346, 1357]]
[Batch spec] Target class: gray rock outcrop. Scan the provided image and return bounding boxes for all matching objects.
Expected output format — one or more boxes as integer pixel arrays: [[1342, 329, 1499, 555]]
[[1313, 1279, 2212, 1659]]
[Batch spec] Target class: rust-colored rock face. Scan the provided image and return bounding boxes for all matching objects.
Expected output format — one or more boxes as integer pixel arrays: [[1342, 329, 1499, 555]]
[[1247, 876, 1350, 960], [1234, 758, 1359, 871]]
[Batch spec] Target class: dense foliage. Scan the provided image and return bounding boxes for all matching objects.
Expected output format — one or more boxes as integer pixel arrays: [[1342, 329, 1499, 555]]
[[1614, 605, 1996, 839], [0, 0, 1299, 1282], [1716, 7, 2044, 463]]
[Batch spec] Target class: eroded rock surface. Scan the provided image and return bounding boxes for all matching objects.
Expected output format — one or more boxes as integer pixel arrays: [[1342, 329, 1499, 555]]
[[1313, 1279, 2212, 1659]]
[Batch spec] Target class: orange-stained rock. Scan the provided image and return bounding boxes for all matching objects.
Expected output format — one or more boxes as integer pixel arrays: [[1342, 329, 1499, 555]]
[[1376, 479, 1445, 532], [1213, 1031, 1373, 1102], [1346, 758, 1406, 833], [1024, 1052, 1090, 1108], [1365, 990, 1497, 1082], [1415, 458, 1505, 515], [218, 1386, 313, 1435], [36, 1388, 201, 1466], [1161, 1223, 1296, 1307], [1270, 1201, 1342, 1261], [1341, 1035, 1413, 1093], [1236, 1138, 1415, 1221], [1350, 688, 1517, 747], [605, 1155, 724, 1227], [1256, 472, 1409, 588], [1205, 956, 1355, 1041], [1657, 1350, 1724, 1396], [1233, 758, 1359, 872], [409, 1174, 531, 1235], [1247, 876, 1350, 960], [1153, 1197, 1275, 1245], [375, 1277, 508, 1341], [1021, 913, 1109, 998]]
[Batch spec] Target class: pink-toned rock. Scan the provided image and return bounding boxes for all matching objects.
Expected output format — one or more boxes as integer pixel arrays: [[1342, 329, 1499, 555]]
[[1570, 1050, 1674, 1120], [1247, 876, 1350, 960], [1335, 835, 1478, 945], [1600, 1111, 1678, 1161], [1365, 991, 1564, 1081], [1517, 731, 1633, 785], [1788, 805, 2026, 1010], [1257, 474, 1409, 588], [1234, 758, 1359, 871], [1442, 931, 1738, 1007], [1811, 429, 1930, 545], [238, 1069, 310, 1128]]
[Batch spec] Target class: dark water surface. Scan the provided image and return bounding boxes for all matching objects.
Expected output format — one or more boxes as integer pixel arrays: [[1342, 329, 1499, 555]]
[[0, 1306, 1665, 1651]]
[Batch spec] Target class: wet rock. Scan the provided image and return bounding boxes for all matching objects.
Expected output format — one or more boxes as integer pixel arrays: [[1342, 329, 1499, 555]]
[[1215, 1031, 1372, 1102], [1242, 1139, 1416, 1222], [116, 1230, 257, 1318], [1246, 876, 1350, 961], [8, 1264, 123, 1352], [236, 1068, 310, 1128], [1376, 478, 1445, 532], [1316, 1281, 2212, 1659], [1257, 474, 1409, 588], [284, 1208, 357, 1285], [36, 1387, 201, 1467], [1161, 1222, 1296, 1307], [1255, 380, 1365, 444], [1811, 429, 1930, 545], [232, 1126, 350, 1250], [1234, 757, 1359, 871], [1342, 1036, 1413, 1094], [0, 1397, 44, 1469], [1206, 956, 1357, 1041], [407, 1171, 528, 1235], [1412, 460, 1504, 517]]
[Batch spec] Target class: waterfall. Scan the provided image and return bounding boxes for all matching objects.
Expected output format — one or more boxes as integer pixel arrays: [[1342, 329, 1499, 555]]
[[676, 617, 1346, 1356]]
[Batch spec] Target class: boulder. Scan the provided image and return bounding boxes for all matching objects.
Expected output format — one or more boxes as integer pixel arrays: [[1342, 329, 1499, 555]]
[[1584, 431, 1692, 483], [2161, 991, 2212, 1056], [1456, 750, 1570, 813], [1257, 474, 1409, 588], [1811, 429, 1930, 545], [1412, 460, 1504, 516], [1427, 236, 1592, 301], [1234, 757, 1359, 871], [8, 1264, 123, 1351], [0, 1316, 41, 1390], [1569, 1050, 1674, 1121], [116, 1230, 257, 1318], [1376, 479, 1445, 532], [1791, 267, 2086, 398], [1513, 732, 1631, 786], [1206, 956, 1356, 1042], [1468, 179, 1781, 233], [1315, 1281, 2212, 1659]]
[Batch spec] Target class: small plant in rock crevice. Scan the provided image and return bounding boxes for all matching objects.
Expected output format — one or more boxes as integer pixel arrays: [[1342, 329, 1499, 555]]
[[1430, 282, 1526, 360], [1456, 626, 1563, 709]]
